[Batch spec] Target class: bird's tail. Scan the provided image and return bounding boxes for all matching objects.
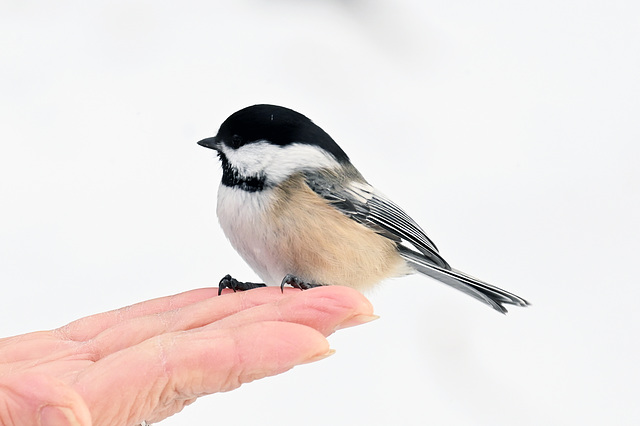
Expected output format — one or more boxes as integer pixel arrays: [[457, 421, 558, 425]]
[[398, 247, 529, 314]]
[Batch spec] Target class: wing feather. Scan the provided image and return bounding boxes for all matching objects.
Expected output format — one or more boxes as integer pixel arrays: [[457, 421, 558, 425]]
[[303, 169, 529, 314], [304, 171, 449, 269]]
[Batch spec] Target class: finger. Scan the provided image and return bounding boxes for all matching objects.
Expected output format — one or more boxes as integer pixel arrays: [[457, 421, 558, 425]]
[[75, 321, 331, 426], [0, 332, 63, 364], [58, 287, 220, 341], [59, 286, 299, 342], [207, 285, 377, 337], [86, 287, 305, 358]]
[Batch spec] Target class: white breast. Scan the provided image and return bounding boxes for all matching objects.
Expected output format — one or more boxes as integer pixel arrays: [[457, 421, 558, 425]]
[[216, 183, 286, 285]]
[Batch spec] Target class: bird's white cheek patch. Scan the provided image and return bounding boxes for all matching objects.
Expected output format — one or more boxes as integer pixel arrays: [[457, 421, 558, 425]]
[[220, 141, 341, 184]]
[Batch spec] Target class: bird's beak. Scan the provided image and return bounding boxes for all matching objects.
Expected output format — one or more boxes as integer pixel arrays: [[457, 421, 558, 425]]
[[197, 136, 219, 151]]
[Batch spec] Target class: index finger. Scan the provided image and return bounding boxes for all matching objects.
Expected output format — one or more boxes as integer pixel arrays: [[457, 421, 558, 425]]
[[58, 287, 301, 341]]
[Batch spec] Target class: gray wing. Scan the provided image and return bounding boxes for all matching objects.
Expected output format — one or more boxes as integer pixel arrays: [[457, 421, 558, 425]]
[[304, 170, 450, 269], [303, 169, 530, 313]]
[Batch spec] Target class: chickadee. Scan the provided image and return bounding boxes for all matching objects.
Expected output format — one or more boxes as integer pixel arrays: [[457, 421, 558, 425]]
[[198, 104, 529, 313]]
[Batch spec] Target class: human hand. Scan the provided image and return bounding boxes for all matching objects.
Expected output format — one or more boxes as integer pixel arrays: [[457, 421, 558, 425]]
[[0, 286, 376, 425]]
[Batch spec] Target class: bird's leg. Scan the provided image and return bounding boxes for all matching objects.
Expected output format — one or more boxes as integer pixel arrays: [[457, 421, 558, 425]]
[[280, 274, 324, 292], [218, 274, 267, 296]]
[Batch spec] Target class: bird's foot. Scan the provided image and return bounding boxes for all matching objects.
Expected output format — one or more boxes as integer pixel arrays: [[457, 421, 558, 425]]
[[218, 274, 267, 296], [280, 274, 324, 292]]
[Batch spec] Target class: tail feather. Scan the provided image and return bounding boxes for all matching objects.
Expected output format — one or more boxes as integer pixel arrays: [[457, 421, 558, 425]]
[[398, 247, 529, 314]]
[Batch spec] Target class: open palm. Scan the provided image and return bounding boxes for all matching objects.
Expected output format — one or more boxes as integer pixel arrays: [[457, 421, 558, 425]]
[[0, 286, 375, 425]]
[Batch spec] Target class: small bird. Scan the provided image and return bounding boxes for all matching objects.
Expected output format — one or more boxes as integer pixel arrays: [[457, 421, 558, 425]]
[[198, 104, 529, 313]]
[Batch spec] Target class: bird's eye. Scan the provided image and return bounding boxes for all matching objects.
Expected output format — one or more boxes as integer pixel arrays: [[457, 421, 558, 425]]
[[231, 134, 243, 149]]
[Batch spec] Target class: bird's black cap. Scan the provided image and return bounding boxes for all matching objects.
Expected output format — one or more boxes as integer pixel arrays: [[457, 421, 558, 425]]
[[206, 104, 350, 163]]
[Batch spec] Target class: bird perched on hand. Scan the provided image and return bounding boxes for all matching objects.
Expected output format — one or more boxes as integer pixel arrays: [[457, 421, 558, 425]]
[[198, 104, 529, 313]]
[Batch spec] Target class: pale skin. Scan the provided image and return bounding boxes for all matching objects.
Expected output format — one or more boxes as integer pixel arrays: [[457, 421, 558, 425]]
[[0, 286, 376, 425]]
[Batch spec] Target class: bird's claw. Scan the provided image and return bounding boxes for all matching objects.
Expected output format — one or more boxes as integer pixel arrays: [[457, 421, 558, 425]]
[[218, 274, 266, 295], [280, 274, 323, 292]]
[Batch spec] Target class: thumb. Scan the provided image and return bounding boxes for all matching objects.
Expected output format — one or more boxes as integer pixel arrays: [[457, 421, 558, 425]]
[[0, 372, 91, 426]]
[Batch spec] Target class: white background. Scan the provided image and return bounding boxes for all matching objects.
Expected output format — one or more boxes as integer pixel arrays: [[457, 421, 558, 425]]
[[1, 1, 639, 425]]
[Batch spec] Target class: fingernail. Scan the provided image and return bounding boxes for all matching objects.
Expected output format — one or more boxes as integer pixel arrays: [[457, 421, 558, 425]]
[[40, 406, 81, 426], [302, 348, 336, 364], [335, 314, 380, 330]]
